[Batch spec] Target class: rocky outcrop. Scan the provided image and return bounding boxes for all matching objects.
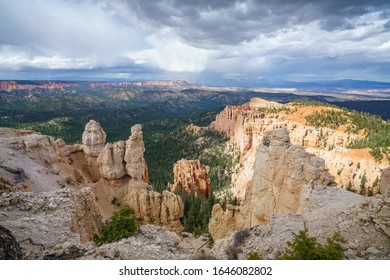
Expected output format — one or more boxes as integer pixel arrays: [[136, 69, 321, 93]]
[[245, 129, 334, 223], [211, 98, 389, 197], [208, 204, 245, 241], [118, 185, 184, 235], [82, 120, 106, 161], [380, 167, 390, 196], [0, 225, 23, 260], [211, 191, 390, 259], [70, 188, 104, 243], [96, 124, 148, 182], [98, 141, 127, 180], [124, 124, 148, 182], [208, 128, 335, 240], [208, 131, 390, 258], [42, 225, 191, 260], [0, 128, 80, 192], [0, 188, 103, 259], [170, 159, 211, 197], [0, 81, 74, 92]]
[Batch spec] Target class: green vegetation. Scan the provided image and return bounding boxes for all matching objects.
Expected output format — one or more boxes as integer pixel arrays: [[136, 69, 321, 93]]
[[257, 106, 296, 114], [305, 110, 348, 129], [360, 173, 367, 195], [181, 192, 216, 236], [346, 181, 356, 193], [246, 252, 262, 260], [304, 104, 390, 161], [291, 100, 338, 108], [144, 120, 232, 193], [281, 226, 346, 260], [143, 118, 238, 236], [93, 207, 138, 246]]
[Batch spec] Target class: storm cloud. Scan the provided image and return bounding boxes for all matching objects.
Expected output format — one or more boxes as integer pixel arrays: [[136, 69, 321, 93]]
[[0, 0, 389, 83]]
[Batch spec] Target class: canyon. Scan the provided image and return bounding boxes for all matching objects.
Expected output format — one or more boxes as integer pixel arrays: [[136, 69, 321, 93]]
[[211, 98, 389, 201], [1, 96, 390, 259], [0, 121, 184, 259]]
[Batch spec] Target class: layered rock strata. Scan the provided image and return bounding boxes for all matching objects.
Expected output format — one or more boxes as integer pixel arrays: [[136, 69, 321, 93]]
[[211, 98, 389, 199], [170, 159, 211, 197], [209, 129, 390, 260], [208, 129, 335, 240], [80, 121, 182, 233]]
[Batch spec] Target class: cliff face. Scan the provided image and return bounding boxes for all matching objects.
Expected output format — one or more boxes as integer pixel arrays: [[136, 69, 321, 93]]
[[208, 129, 335, 240], [0, 81, 74, 92], [208, 129, 390, 260], [170, 159, 211, 198], [211, 98, 389, 200]]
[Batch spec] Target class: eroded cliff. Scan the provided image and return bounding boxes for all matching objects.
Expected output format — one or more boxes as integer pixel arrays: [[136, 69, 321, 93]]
[[208, 129, 390, 260], [170, 159, 211, 198], [211, 98, 389, 200]]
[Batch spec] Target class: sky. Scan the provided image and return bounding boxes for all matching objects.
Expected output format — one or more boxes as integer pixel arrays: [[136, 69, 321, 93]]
[[0, 0, 390, 85]]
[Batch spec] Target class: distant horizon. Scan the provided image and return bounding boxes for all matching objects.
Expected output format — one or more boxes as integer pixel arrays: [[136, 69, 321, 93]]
[[2, 78, 390, 89]]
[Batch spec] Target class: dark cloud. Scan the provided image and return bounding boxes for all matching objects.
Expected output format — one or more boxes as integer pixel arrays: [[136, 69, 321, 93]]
[[1, 0, 389, 82], [385, 20, 390, 30], [120, 0, 390, 46]]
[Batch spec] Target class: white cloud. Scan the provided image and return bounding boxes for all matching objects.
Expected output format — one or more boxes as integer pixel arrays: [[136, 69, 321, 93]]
[[0, 0, 389, 81]]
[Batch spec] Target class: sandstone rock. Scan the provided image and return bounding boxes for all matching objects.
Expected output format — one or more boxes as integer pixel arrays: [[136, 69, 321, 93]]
[[211, 99, 387, 199], [87, 123, 148, 182], [0, 225, 23, 259], [82, 120, 106, 159], [380, 167, 390, 196], [70, 188, 104, 243], [121, 186, 184, 235], [124, 124, 148, 182], [68, 225, 191, 260], [248, 98, 283, 110], [209, 128, 335, 240], [170, 159, 211, 197], [97, 141, 127, 180], [23, 134, 61, 164], [208, 204, 245, 240], [0, 188, 103, 259]]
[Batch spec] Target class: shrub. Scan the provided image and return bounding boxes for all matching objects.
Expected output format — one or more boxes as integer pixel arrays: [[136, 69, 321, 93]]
[[93, 207, 138, 246], [360, 173, 367, 195], [246, 252, 262, 260], [281, 226, 346, 260]]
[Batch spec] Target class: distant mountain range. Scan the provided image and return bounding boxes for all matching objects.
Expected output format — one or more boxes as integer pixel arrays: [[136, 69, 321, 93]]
[[255, 79, 390, 90], [1, 79, 390, 91]]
